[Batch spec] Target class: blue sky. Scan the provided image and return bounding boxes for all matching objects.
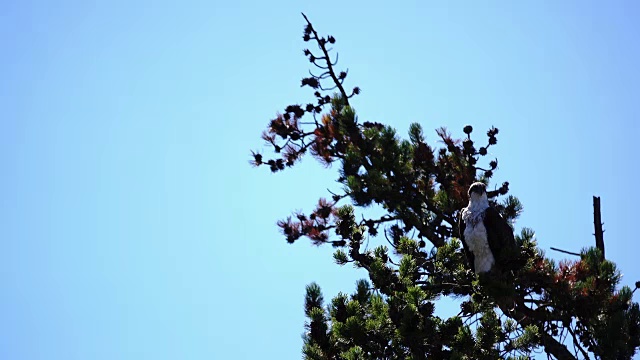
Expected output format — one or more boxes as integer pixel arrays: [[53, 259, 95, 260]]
[[2, 1, 639, 359]]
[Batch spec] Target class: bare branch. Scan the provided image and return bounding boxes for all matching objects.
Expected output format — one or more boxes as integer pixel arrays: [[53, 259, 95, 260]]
[[550, 247, 581, 257]]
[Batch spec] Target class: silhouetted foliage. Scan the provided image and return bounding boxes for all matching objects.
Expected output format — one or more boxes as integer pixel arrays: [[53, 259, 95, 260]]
[[251, 14, 640, 360]]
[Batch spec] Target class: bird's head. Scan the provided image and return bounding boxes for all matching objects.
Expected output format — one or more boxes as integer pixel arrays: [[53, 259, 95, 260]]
[[468, 182, 488, 201]]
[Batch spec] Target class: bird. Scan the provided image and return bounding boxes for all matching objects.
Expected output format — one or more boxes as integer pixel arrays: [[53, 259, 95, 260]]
[[459, 182, 517, 274]]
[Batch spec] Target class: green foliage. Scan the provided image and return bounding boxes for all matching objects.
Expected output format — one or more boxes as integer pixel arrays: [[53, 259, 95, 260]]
[[255, 14, 640, 360], [333, 249, 349, 265], [499, 195, 523, 224]]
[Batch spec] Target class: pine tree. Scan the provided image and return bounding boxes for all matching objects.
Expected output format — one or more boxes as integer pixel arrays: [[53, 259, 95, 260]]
[[251, 14, 640, 359]]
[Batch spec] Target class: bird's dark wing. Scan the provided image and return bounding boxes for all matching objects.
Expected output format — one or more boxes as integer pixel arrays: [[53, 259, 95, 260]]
[[483, 206, 517, 269], [458, 211, 475, 271]]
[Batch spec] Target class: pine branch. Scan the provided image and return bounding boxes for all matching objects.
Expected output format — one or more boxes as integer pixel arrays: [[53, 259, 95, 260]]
[[301, 13, 351, 106], [499, 301, 577, 360]]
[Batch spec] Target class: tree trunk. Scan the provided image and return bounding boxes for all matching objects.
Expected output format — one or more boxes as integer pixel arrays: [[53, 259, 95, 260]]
[[593, 196, 605, 260]]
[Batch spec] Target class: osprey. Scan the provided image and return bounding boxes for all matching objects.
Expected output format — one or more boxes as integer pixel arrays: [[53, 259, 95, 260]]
[[459, 182, 517, 274]]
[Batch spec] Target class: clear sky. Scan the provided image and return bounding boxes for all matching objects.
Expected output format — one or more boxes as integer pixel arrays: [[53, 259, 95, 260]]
[[2, 1, 639, 359]]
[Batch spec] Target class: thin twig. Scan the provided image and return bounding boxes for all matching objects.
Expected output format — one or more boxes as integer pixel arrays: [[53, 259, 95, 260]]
[[567, 324, 590, 360]]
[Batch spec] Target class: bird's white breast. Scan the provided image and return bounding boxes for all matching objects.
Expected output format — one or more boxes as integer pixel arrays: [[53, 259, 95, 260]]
[[463, 213, 495, 273]]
